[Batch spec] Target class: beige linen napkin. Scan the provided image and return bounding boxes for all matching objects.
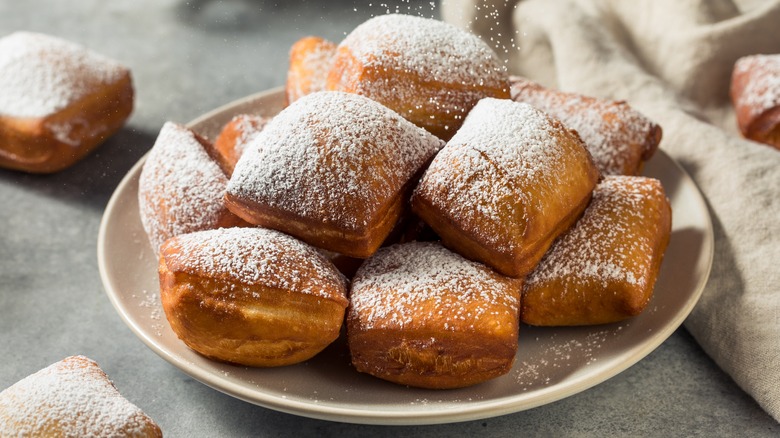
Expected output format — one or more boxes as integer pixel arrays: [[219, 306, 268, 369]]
[[441, 0, 780, 422]]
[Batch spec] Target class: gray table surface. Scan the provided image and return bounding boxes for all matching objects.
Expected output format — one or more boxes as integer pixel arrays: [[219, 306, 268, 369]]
[[1, 0, 778, 436]]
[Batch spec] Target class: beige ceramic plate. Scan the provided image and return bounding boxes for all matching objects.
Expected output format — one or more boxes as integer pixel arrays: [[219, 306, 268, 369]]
[[98, 88, 714, 425]]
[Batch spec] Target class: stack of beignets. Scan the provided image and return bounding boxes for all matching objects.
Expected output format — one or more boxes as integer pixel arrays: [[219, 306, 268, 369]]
[[0, 356, 161, 437], [411, 97, 600, 278], [510, 76, 662, 175], [138, 122, 247, 254], [730, 53, 780, 150], [348, 242, 522, 389], [225, 91, 444, 258], [138, 14, 674, 388], [0, 31, 134, 173], [325, 14, 510, 140], [159, 227, 349, 367], [522, 176, 672, 326]]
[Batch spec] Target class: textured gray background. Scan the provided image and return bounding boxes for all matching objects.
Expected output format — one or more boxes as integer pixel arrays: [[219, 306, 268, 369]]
[[0, 0, 778, 436]]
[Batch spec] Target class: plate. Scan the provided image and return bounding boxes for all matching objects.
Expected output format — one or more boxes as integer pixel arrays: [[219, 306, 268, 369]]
[[97, 88, 714, 425]]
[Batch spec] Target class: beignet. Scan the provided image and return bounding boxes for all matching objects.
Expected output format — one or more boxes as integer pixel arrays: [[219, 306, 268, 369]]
[[0, 356, 161, 437], [213, 113, 270, 176], [522, 176, 672, 326], [730, 54, 780, 150], [138, 122, 247, 254], [225, 91, 444, 258], [411, 98, 600, 277], [159, 227, 349, 367], [348, 242, 521, 389], [0, 31, 134, 173], [286, 36, 337, 105], [326, 14, 509, 140], [510, 76, 662, 175]]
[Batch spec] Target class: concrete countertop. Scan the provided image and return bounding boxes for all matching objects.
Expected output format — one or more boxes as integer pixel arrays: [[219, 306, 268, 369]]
[[1, 0, 778, 435]]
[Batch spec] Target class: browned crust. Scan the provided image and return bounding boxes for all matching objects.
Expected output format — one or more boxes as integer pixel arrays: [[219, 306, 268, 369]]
[[521, 179, 672, 326], [224, 153, 423, 259], [211, 114, 270, 177], [412, 189, 592, 278], [327, 46, 510, 141], [159, 255, 347, 367], [0, 71, 134, 173], [743, 105, 780, 150], [731, 63, 756, 137], [224, 188, 403, 258], [346, 242, 521, 389], [411, 112, 600, 278], [0, 356, 162, 437], [348, 329, 517, 389], [286, 36, 337, 105], [730, 59, 780, 150]]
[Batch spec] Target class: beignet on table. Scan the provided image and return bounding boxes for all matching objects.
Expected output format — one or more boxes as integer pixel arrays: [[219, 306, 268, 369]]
[[0, 356, 161, 437], [730, 54, 780, 150], [0, 31, 134, 173]]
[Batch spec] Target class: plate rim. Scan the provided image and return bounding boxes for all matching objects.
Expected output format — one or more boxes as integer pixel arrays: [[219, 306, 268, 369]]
[[97, 88, 715, 425]]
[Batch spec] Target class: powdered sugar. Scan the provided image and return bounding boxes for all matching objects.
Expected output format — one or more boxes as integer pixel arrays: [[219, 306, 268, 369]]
[[414, 98, 586, 252], [138, 122, 231, 253], [526, 176, 666, 290], [733, 54, 780, 121], [222, 114, 270, 160], [341, 14, 506, 87], [0, 356, 159, 437], [162, 227, 347, 302], [287, 37, 336, 103], [338, 14, 505, 96], [0, 32, 126, 118], [349, 242, 520, 331], [330, 14, 508, 135], [514, 330, 613, 389], [301, 45, 335, 93], [510, 77, 659, 175], [228, 91, 443, 230]]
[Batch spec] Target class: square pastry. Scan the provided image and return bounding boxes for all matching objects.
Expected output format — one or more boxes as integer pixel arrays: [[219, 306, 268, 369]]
[[730, 54, 780, 150], [159, 227, 349, 367], [510, 76, 662, 176], [522, 176, 672, 326], [138, 122, 246, 254], [0, 32, 133, 173], [348, 242, 522, 389], [412, 98, 600, 277], [225, 91, 444, 258], [0, 356, 161, 437], [326, 14, 509, 140]]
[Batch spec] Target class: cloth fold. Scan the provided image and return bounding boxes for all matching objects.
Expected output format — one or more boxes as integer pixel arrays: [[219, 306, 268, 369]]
[[441, 0, 780, 422]]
